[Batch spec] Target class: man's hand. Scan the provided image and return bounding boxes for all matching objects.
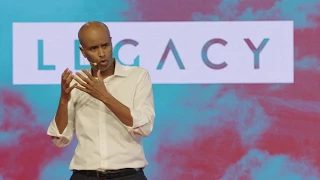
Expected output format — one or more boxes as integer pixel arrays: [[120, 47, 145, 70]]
[[74, 69, 134, 127], [60, 68, 77, 102], [74, 69, 110, 101]]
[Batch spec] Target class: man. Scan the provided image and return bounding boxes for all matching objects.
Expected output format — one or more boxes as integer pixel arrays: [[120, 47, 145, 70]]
[[47, 21, 155, 180]]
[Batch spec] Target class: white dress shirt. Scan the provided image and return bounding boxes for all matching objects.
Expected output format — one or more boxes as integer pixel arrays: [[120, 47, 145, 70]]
[[47, 60, 155, 171]]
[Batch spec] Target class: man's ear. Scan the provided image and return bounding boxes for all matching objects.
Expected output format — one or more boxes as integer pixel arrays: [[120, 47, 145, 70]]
[[110, 37, 113, 49], [79, 45, 86, 58]]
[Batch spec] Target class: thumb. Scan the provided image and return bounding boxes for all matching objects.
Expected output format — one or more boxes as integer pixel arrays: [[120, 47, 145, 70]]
[[97, 70, 101, 80]]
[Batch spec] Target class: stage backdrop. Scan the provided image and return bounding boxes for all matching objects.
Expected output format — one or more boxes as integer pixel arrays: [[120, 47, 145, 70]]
[[0, 0, 320, 180]]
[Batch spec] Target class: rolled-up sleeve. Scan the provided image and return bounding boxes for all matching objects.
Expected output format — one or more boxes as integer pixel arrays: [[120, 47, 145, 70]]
[[47, 101, 75, 147], [125, 70, 155, 138]]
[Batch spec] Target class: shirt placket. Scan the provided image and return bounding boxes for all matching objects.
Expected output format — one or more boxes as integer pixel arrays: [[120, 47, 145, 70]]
[[99, 78, 111, 169], [99, 93, 107, 169]]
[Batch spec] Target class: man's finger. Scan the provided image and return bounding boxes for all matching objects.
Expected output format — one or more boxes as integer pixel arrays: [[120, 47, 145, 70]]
[[65, 73, 73, 85], [97, 70, 101, 80], [81, 69, 95, 81], [76, 72, 90, 84], [66, 83, 77, 94], [75, 85, 89, 93], [62, 70, 72, 81], [61, 68, 69, 77], [73, 76, 89, 88]]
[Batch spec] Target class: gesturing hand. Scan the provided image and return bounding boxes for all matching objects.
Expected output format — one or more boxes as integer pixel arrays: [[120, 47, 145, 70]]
[[60, 68, 77, 102], [74, 69, 109, 101]]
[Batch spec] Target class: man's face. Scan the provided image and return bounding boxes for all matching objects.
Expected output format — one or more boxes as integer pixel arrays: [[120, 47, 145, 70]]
[[79, 26, 113, 72]]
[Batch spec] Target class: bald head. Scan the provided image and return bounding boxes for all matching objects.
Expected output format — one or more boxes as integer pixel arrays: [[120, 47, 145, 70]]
[[78, 21, 111, 47], [78, 21, 113, 72]]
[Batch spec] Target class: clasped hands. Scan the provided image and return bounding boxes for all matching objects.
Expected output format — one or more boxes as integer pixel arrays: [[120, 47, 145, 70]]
[[60, 68, 110, 102]]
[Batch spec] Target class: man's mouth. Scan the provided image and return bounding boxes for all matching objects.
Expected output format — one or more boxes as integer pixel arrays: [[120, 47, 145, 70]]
[[99, 60, 108, 65]]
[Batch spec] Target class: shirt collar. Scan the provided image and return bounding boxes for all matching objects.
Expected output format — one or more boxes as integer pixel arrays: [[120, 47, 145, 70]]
[[113, 59, 127, 77]]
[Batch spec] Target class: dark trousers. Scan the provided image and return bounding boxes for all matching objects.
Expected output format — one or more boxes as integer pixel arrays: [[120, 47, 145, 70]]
[[70, 170, 147, 180]]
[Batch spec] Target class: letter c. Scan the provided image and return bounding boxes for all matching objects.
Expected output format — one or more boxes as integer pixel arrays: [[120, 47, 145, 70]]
[[201, 38, 228, 69]]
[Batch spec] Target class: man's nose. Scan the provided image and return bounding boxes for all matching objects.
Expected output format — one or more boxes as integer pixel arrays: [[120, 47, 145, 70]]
[[98, 48, 105, 57]]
